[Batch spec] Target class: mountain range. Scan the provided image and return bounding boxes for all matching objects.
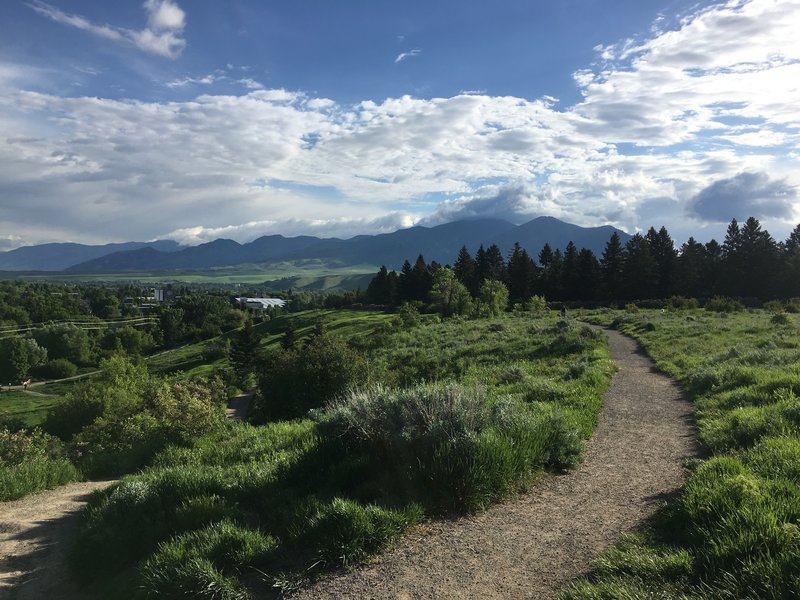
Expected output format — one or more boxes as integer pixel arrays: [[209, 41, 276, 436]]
[[0, 217, 631, 273]]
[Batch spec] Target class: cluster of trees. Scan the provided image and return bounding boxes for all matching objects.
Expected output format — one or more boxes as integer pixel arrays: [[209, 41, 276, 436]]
[[366, 218, 800, 306], [0, 282, 263, 382]]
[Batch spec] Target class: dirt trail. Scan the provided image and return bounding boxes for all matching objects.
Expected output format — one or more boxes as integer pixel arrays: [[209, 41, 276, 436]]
[[1, 388, 251, 599], [297, 327, 701, 599], [226, 387, 256, 421], [0, 480, 113, 600]]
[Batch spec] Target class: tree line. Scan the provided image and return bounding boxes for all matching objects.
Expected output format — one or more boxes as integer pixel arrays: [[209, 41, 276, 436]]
[[366, 217, 800, 306]]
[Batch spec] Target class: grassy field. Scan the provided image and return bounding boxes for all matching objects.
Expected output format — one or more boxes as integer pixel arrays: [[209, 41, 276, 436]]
[[69, 311, 615, 599], [146, 308, 397, 378], [563, 307, 800, 600], [7, 260, 377, 288], [0, 390, 63, 428]]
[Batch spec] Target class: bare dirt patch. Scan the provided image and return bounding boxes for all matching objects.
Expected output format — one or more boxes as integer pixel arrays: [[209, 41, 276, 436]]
[[296, 327, 701, 599], [0, 480, 114, 600]]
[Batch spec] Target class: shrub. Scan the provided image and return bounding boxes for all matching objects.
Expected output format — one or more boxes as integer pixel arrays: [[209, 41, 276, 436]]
[[0, 428, 79, 500], [140, 520, 276, 599], [319, 383, 576, 512], [34, 358, 78, 380], [298, 498, 422, 568], [73, 377, 228, 476], [625, 303, 639, 313], [667, 296, 699, 309], [201, 340, 230, 362], [527, 295, 547, 313], [705, 296, 744, 313], [253, 334, 367, 422], [763, 300, 785, 313], [770, 312, 792, 326]]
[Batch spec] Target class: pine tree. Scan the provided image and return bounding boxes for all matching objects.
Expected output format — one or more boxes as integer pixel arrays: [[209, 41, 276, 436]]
[[281, 324, 297, 351], [575, 248, 600, 301], [562, 241, 580, 300], [675, 237, 707, 298], [622, 233, 657, 300], [600, 232, 625, 300], [230, 320, 263, 382], [506, 242, 537, 304], [453, 245, 478, 296], [646, 226, 677, 298]]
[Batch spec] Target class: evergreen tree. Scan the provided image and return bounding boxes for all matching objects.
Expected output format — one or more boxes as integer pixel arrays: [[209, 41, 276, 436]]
[[785, 223, 800, 253], [622, 233, 657, 300], [562, 241, 580, 300], [720, 218, 743, 295], [453, 245, 478, 296], [506, 243, 537, 304], [675, 237, 707, 298], [281, 324, 297, 351], [600, 232, 625, 300], [782, 224, 800, 298], [229, 320, 263, 382], [410, 255, 434, 302], [365, 265, 397, 305], [397, 259, 414, 302], [575, 248, 601, 301], [646, 226, 678, 298], [476, 244, 505, 286], [737, 217, 778, 298]]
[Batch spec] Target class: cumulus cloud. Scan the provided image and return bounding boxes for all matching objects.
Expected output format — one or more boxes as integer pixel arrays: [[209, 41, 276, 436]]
[[395, 49, 421, 63], [28, 0, 186, 58], [421, 184, 544, 226], [689, 172, 797, 222], [160, 213, 418, 245], [5, 0, 800, 246]]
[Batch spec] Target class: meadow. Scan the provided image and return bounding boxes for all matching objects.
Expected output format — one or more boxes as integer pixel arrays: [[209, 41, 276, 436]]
[[7, 259, 376, 288], [67, 310, 614, 599], [563, 306, 800, 600]]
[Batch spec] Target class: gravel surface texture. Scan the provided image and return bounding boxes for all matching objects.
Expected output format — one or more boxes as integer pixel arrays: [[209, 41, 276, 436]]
[[0, 480, 113, 600], [296, 327, 701, 600]]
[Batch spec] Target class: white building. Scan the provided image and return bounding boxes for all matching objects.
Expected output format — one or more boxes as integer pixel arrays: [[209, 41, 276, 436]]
[[235, 297, 287, 311]]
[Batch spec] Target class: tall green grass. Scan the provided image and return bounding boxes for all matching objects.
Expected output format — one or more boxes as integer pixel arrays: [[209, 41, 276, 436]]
[[0, 427, 80, 501], [69, 312, 614, 598], [563, 309, 800, 600]]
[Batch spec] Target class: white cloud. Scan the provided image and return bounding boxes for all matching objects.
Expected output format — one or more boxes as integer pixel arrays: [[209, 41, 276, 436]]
[[28, 0, 186, 59], [238, 78, 265, 91], [394, 49, 421, 63], [4, 0, 800, 248], [159, 213, 418, 246]]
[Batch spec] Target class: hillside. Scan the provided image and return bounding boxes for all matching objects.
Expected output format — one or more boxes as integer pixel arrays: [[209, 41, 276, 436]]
[[65, 217, 631, 273]]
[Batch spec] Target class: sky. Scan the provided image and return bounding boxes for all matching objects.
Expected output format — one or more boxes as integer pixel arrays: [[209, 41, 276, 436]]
[[0, 0, 798, 250]]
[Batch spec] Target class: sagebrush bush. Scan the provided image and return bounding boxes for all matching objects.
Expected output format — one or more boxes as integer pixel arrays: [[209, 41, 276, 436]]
[[705, 296, 744, 313]]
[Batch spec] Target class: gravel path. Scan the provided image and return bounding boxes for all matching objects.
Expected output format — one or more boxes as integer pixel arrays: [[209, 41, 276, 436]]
[[0, 480, 114, 600], [297, 327, 701, 599], [226, 387, 256, 421]]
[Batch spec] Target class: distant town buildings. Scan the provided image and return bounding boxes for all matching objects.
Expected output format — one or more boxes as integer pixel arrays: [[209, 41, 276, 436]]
[[235, 297, 287, 312]]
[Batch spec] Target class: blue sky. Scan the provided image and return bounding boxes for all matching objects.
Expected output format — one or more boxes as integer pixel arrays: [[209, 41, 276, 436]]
[[0, 0, 798, 249]]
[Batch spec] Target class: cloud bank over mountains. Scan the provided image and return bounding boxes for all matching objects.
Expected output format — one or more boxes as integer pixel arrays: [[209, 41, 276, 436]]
[[2, 0, 799, 248]]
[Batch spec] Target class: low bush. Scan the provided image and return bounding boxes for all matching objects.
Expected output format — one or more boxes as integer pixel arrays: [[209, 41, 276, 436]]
[[705, 296, 744, 313], [140, 520, 277, 599], [252, 333, 368, 422], [0, 427, 79, 500], [33, 358, 78, 380]]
